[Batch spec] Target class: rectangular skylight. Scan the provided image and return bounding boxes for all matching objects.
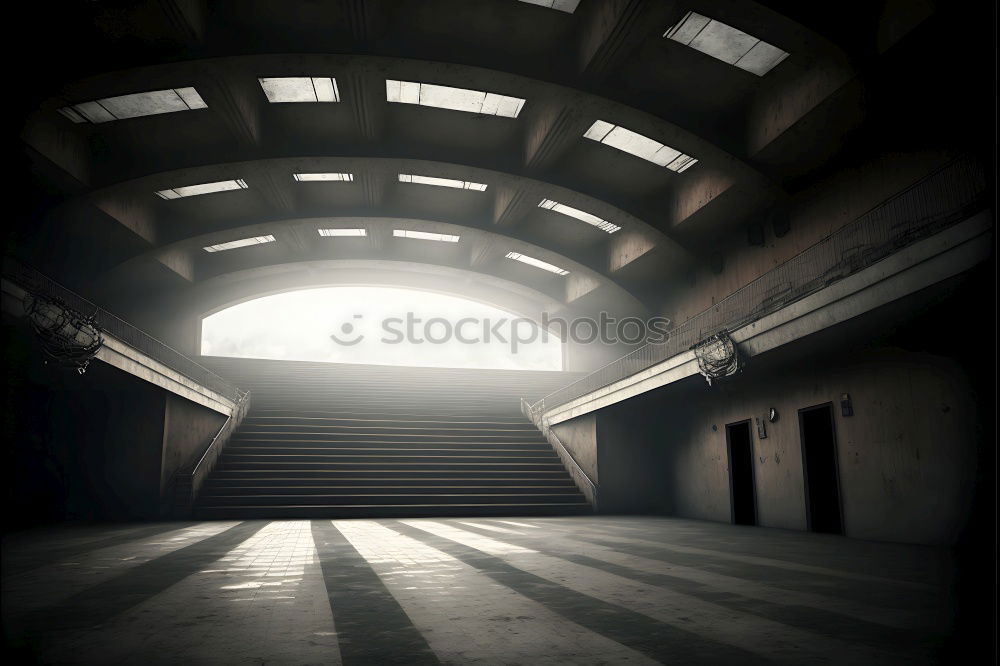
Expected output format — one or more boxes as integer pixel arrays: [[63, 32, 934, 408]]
[[398, 174, 488, 191], [505, 251, 569, 276], [294, 173, 354, 182], [203, 235, 275, 253], [155, 179, 248, 200], [538, 199, 620, 234], [59, 87, 207, 124], [393, 230, 460, 243], [583, 120, 697, 172], [517, 0, 581, 12], [318, 228, 366, 237], [386, 80, 525, 118], [665, 11, 790, 76], [259, 77, 340, 103]]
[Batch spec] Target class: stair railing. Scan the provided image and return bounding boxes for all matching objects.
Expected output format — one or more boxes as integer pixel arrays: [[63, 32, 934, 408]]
[[173, 389, 251, 517], [521, 398, 598, 510]]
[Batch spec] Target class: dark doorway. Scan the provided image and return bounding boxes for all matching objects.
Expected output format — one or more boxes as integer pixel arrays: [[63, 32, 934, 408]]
[[726, 420, 756, 526], [799, 404, 843, 534]]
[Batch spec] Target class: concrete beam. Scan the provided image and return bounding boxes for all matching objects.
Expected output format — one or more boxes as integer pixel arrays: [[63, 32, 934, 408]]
[[542, 210, 993, 424]]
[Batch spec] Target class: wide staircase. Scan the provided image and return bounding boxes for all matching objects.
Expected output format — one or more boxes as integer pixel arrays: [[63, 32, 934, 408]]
[[194, 358, 590, 518]]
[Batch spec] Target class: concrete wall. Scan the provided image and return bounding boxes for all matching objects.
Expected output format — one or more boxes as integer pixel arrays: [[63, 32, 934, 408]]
[[661, 348, 978, 545], [664, 150, 956, 323], [551, 407, 669, 514], [551, 413, 598, 483], [159, 393, 227, 513], [3, 318, 229, 526]]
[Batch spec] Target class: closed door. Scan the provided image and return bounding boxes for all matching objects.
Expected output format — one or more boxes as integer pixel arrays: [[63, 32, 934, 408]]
[[799, 404, 843, 534], [726, 420, 756, 526]]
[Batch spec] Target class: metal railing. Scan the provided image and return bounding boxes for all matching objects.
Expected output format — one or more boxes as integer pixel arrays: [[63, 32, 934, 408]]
[[3, 259, 242, 402], [533, 155, 989, 412], [521, 397, 598, 509], [173, 389, 251, 516]]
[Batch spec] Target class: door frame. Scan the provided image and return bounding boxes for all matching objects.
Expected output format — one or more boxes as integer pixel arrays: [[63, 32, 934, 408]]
[[797, 402, 844, 534], [725, 419, 757, 525]]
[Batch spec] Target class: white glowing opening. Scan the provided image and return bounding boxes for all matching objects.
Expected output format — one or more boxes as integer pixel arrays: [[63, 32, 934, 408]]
[[201, 286, 563, 371]]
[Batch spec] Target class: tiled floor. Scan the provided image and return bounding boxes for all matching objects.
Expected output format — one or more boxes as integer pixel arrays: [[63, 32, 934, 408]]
[[2, 516, 955, 664]]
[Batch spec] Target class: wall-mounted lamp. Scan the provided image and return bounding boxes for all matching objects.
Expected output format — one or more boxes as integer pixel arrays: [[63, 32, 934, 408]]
[[840, 393, 853, 417]]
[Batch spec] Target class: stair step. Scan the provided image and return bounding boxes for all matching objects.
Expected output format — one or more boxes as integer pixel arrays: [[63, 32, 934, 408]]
[[198, 493, 585, 506], [194, 502, 592, 519], [202, 484, 578, 494]]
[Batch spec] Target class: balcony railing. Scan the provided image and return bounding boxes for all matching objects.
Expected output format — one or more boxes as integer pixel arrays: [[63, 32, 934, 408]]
[[3, 259, 243, 403], [532, 155, 989, 413]]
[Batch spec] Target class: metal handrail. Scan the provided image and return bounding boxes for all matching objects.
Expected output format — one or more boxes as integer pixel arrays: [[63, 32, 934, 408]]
[[174, 389, 251, 515], [3, 259, 242, 402], [521, 398, 598, 509], [531, 155, 989, 413]]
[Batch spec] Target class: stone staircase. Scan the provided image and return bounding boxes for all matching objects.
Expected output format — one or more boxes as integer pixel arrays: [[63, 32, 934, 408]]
[[194, 358, 589, 518]]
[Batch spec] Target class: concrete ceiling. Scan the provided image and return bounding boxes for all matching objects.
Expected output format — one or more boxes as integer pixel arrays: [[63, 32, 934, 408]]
[[13, 0, 979, 326]]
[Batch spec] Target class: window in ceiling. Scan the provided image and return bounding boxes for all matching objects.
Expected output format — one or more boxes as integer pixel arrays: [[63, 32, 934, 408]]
[[538, 199, 621, 234], [393, 230, 461, 243], [318, 228, 366, 237], [583, 120, 697, 172], [398, 174, 488, 191], [258, 77, 340, 102], [665, 11, 789, 76], [294, 173, 354, 182], [386, 80, 525, 118], [203, 235, 276, 253], [517, 0, 581, 12], [505, 251, 569, 276], [155, 179, 248, 200], [58, 87, 207, 124]]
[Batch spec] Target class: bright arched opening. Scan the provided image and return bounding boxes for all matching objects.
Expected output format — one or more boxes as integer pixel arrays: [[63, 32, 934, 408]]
[[200, 286, 563, 371]]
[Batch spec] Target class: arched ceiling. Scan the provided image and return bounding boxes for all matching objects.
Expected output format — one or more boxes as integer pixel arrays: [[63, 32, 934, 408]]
[[14, 0, 957, 327]]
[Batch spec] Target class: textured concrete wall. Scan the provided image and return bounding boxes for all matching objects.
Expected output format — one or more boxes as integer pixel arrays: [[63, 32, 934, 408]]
[[160, 393, 227, 512], [662, 348, 978, 544], [664, 151, 954, 323], [551, 413, 598, 484]]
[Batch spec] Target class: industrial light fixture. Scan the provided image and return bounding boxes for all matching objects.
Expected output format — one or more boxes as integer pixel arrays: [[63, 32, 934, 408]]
[[538, 199, 620, 233], [505, 251, 569, 276], [58, 87, 207, 124], [393, 230, 460, 243], [386, 80, 525, 118], [517, 0, 581, 12], [203, 235, 276, 253], [665, 11, 789, 76], [294, 173, 354, 182], [155, 179, 248, 200], [398, 174, 487, 191], [583, 120, 697, 172], [258, 77, 340, 102], [318, 228, 366, 237]]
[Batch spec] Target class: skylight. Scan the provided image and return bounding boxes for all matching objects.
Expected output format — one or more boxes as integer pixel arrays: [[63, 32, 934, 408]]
[[517, 0, 581, 12], [505, 251, 569, 276], [393, 230, 461, 243], [294, 173, 354, 182], [538, 199, 620, 234], [258, 77, 340, 103], [386, 80, 525, 118], [203, 235, 275, 253], [665, 12, 789, 76], [398, 174, 488, 191], [155, 179, 248, 200], [58, 87, 207, 124], [583, 120, 697, 172], [318, 228, 366, 237]]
